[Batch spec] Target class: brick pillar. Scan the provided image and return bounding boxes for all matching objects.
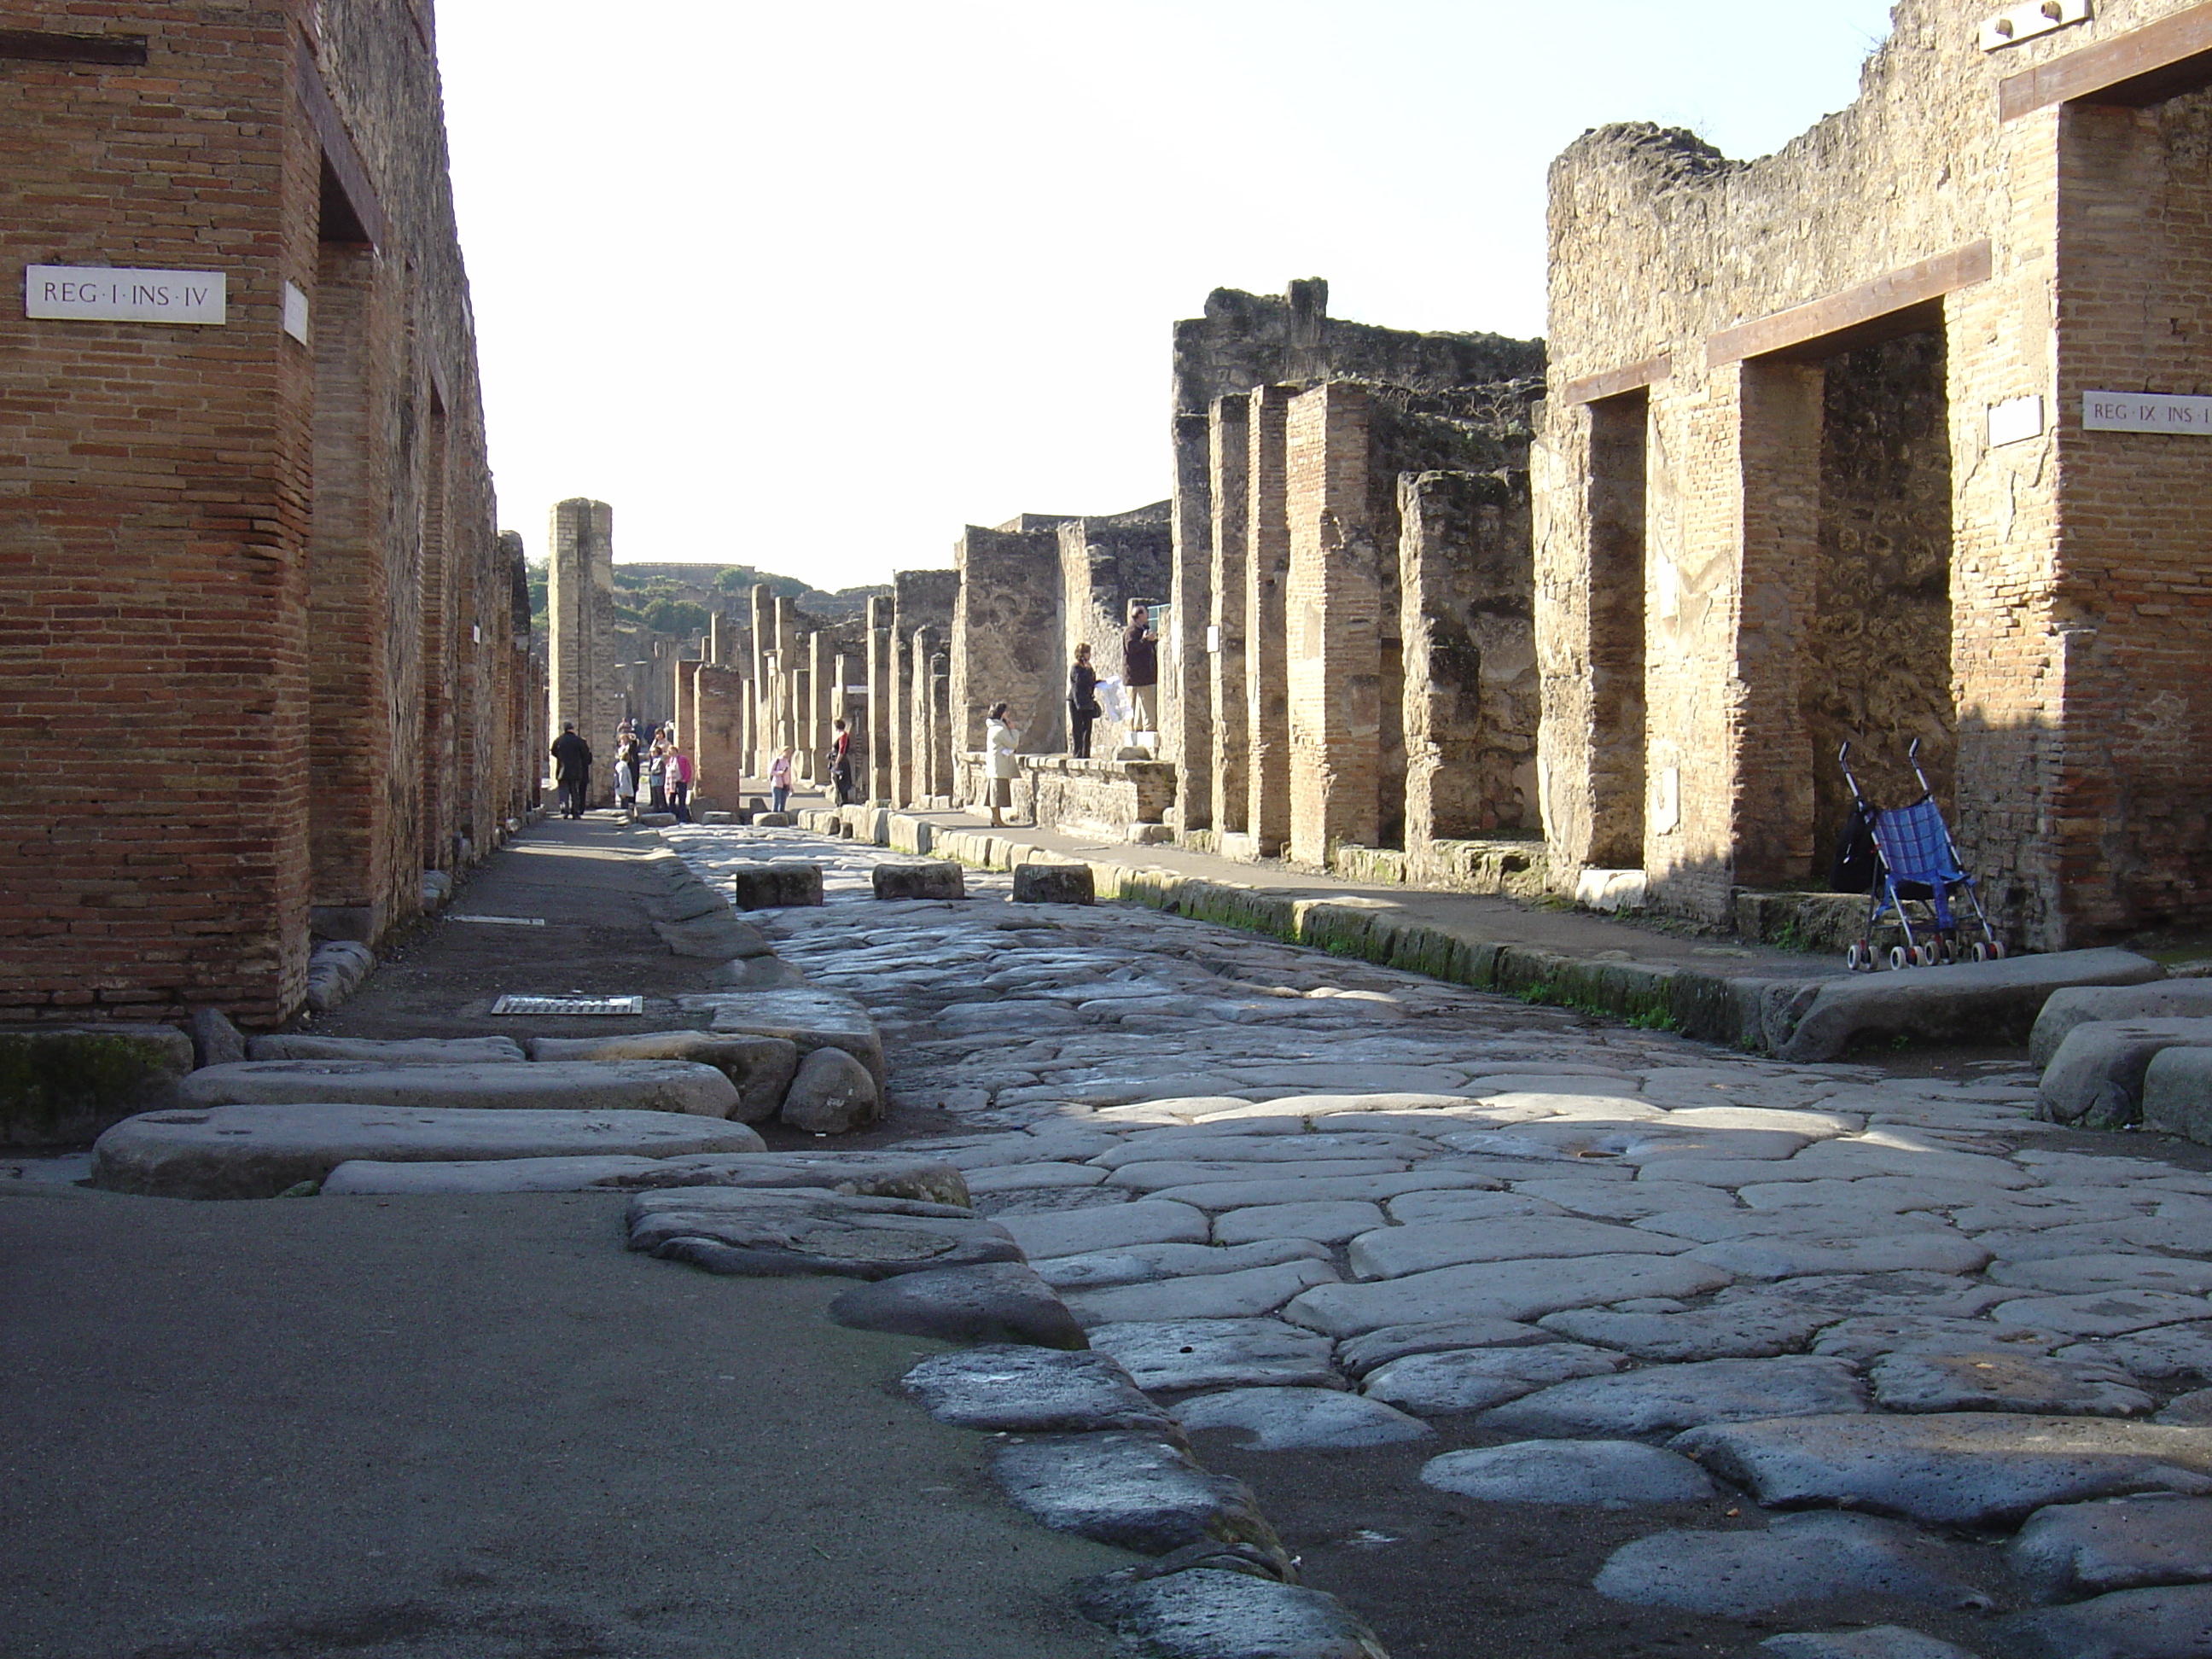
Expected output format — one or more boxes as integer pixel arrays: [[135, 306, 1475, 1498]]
[[1208, 393, 1251, 837], [1732, 358, 1824, 889], [1168, 410, 1213, 833], [1244, 385, 1295, 856], [1286, 382, 1382, 867], [865, 597, 893, 804]]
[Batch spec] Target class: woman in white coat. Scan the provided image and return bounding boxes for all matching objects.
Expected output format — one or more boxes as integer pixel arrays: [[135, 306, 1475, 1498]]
[[984, 701, 1020, 828]]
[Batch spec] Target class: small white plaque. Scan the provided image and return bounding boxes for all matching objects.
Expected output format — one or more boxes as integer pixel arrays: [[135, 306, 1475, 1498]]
[[1988, 394, 2044, 448], [1653, 767, 1681, 835], [2083, 390, 2212, 435], [282, 280, 310, 344], [1206, 624, 1221, 654], [25, 265, 227, 325]]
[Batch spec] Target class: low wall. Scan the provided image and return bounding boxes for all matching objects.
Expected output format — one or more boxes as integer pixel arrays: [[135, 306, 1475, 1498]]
[[951, 753, 1177, 843], [1330, 836, 1549, 900]]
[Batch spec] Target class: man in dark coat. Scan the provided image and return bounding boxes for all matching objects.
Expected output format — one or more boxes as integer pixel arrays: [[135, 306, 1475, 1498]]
[[1123, 601, 1159, 735], [550, 723, 593, 819]]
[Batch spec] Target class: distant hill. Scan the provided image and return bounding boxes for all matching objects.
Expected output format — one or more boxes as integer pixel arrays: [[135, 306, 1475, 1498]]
[[525, 559, 894, 638]]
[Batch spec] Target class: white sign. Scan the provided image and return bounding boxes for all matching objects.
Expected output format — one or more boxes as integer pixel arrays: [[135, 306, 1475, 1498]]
[[1987, 394, 2045, 448], [26, 265, 227, 325], [281, 280, 310, 344], [2083, 390, 2212, 435]]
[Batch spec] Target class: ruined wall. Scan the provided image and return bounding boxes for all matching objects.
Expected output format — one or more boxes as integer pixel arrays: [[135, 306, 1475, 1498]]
[[951, 524, 1060, 758], [889, 569, 957, 806], [548, 499, 620, 794], [1540, 0, 2212, 942], [0, 0, 526, 1025], [1058, 507, 1173, 759]]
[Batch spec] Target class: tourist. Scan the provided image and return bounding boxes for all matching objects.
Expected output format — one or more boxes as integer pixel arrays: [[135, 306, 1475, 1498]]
[[648, 731, 670, 812], [613, 738, 637, 822], [769, 747, 795, 815], [984, 701, 1019, 829], [829, 718, 854, 805], [1067, 641, 1100, 760], [549, 722, 592, 819], [1123, 601, 1158, 736], [664, 742, 693, 823]]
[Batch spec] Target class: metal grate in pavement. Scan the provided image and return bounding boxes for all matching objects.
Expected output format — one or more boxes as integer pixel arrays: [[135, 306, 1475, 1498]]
[[489, 994, 644, 1016]]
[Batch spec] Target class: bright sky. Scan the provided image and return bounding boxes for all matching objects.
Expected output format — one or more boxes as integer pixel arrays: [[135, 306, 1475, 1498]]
[[436, 0, 1899, 589]]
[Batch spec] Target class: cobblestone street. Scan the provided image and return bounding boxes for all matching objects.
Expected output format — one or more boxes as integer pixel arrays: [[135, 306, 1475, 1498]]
[[671, 823, 2212, 1657]]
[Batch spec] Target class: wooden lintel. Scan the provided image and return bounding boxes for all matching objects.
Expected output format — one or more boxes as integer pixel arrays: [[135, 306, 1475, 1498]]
[[1704, 241, 1993, 369], [295, 41, 387, 248], [0, 28, 148, 65], [2000, 1, 2212, 119], [1563, 353, 1672, 406]]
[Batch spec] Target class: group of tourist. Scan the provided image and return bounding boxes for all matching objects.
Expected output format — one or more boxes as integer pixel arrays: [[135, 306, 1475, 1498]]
[[983, 599, 1158, 825], [547, 719, 695, 823]]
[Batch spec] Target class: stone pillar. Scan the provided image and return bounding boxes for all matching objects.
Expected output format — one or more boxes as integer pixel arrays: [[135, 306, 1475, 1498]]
[[748, 585, 772, 772], [928, 645, 954, 802], [1286, 382, 1382, 867], [546, 498, 620, 800], [910, 626, 937, 801], [865, 597, 893, 804], [1208, 393, 1252, 838], [695, 665, 745, 805], [812, 633, 835, 781], [790, 665, 813, 783], [709, 612, 732, 666], [1244, 385, 1295, 856], [1168, 410, 1213, 832], [952, 526, 1060, 759]]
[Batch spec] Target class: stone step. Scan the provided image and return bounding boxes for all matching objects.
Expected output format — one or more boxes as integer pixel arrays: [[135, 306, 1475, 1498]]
[[178, 1058, 741, 1118], [323, 1149, 967, 1204], [677, 990, 884, 1088], [90, 1103, 767, 1199], [244, 1034, 527, 1065]]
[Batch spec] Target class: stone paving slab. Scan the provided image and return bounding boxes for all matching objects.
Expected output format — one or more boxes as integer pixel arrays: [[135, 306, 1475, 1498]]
[[1594, 1511, 1993, 1618], [2034, 983, 2212, 1067], [1064, 1260, 1342, 1328], [1364, 1342, 1626, 1414], [1031, 1239, 1332, 1292], [1761, 1630, 1977, 1659], [1774, 949, 2163, 1064], [179, 1058, 742, 1118], [1284, 1254, 1738, 1338], [320, 1148, 966, 1202], [1086, 1318, 1343, 1391], [683, 989, 886, 1087], [626, 1187, 1020, 1279], [2006, 1493, 2212, 1602], [1172, 1387, 1433, 1451], [1480, 1355, 1866, 1437], [901, 1346, 1173, 1435], [1349, 1216, 1696, 1279], [1989, 1581, 2212, 1659], [989, 1433, 1279, 1557], [1073, 1567, 1390, 1659], [245, 1034, 527, 1064]]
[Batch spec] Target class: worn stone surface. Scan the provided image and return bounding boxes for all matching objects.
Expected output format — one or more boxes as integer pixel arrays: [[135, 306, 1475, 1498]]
[[1067, 1260, 1342, 1329], [1365, 1342, 1625, 1415], [901, 1345, 1173, 1434], [1593, 1511, 1993, 1618], [187, 1007, 247, 1068], [1284, 1254, 1737, 1338], [780, 1045, 882, 1135], [1336, 1318, 1561, 1377], [1348, 1216, 1693, 1279], [2034, 984, 2212, 1068], [321, 1148, 962, 1202], [1173, 1387, 1433, 1451], [1761, 1628, 1980, 1659], [1482, 1354, 1866, 1437], [1033, 1239, 1332, 1293], [527, 1033, 800, 1122], [93, 1104, 765, 1200], [626, 1187, 1019, 1280], [2040, 1018, 2212, 1130], [1003, 1201, 1212, 1259], [1214, 1201, 1388, 1247], [1088, 1318, 1342, 1392], [179, 1058, 742, 1119], [1422, 1440, 1714, 1505], [1074, 1567, 1390, 1659], [990, 1433, 1279, 1556], [1013, 864, 1097, 905], [730, 864, 824, 909], [1774, 952, 2163, 1065], [2145, 1047, 2212, 1149], [1541, 1299, 1840, 1361], [690, 990, 885, 1088], [1989, 1583, 2212, 1659], [872, 861, 966, 900], [2007, 1495, 2212, 1604], [1675, 1414, 2212, 1527], [829, 1261, 1085, 1349], [0, 1024, 194, 1146], [1871, 1350, 2155, 1417], [247, 1034, 527, 1064]]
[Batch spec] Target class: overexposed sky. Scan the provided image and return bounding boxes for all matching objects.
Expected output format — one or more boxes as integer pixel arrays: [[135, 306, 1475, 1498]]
[[437, 0, 1898, 589]]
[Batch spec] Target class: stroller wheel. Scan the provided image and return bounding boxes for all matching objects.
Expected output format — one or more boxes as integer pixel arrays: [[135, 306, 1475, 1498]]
[[1989, 940, 2007, 960], [1889, 946, 1910, 971], [1847, 942, 1865, 972], [1970, 940, 1989, 963]]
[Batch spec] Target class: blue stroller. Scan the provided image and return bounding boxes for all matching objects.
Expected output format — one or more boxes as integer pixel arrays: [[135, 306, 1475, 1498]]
[[1836, 742, 2005, 971]]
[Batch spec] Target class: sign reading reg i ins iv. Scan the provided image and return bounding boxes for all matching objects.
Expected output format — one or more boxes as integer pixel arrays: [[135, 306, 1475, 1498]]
[[24, 265, 227, 325]]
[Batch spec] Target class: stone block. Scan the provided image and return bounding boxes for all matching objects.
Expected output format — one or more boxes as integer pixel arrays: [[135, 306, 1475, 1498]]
[[901, 1346, 1171, 1434], [527, 1032, 799, 1122], [779, 1046, 881, 1134], [0, 1024, 195, 1146], [1773, 949, 2164, 1063], [326, 1148, 964, 1203], [1012, 862, 1096, 905], [2031, 981, 2212, 1068], [752, 812, 795, 828], [2039, 1017, 2212, 1128], [870, 861, 965, 901], [626, 1187, 1017, 1279], [188, 1007, 246, 1068], [830, 1262, 1085, 1349], [685, 990, 884, 1090], [247, 1034, 527, 1064], [2143, 1046, 2212, 1147], [729, 864, 823, 909], [180, 1058, 741, 1118]]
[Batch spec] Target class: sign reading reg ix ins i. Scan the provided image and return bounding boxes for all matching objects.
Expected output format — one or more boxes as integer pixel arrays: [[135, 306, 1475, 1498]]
[[25, 265, 227, 325], [2083, 391, 2212, 435]]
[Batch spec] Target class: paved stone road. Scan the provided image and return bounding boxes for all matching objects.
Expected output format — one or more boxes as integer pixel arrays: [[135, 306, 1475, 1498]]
[[670, 824, 2212, 1658]]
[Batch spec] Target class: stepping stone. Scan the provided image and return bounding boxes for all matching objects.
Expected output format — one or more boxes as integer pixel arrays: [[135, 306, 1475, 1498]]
[[1284, 1254, 1736, 1339], [780, 1047, 881, 1134], [1674, 1414, 2212, 1527], [1074, 1568, 1387, 1659], [871, 861, 964, 900], [688, 990, 885, 1089], [92, 1104, 765, 1200], [1593, 1511, 1992, 1618], [1813, 1315, 2062, 1364], [1010, 864, 1094, 905], [1364, 1342, 1624, 1414], [1064, 1260, 1342, 1327], [1335, 1318, 1561, 1378], [829, 1262, 1083, 1348], [1422, 1440, 1714, 1505], [178, 1058, 742, 1118], [2044, 1018, 2212, 1130], [626, 1188, 1019, 1280], [2069, 1322, 2212, 1382], [1870, 1350, 2154, 1416], [1991, 1254, 2212, 1298], [527, 1032, 799, 1121], [990, 1433, 1276, 1555], [1349, 1217, 1692, 1279], [1086, 1318, 1342, 1391], [1772, 946, 2163, 1064], [1110, 1159, 1406, 1192], [1993, 1291, 2212, 1340], [1146, 1171, 1503, 1208], [728, 863, 823, 909], [322, 1149, 965, 1203], [1688, 1234, 1993, 1280], [1990, 1583, 2212, 1659], [2033, 981, 2212, 1068], [1031, 1239, 1331, 1292], [2145, 1048, 2212, 1147], [1173, 1387, 1432, 1450], [1481, 1355, 1865, 1438], [246, 1034, 526, 1064], [2009, 1494, 2212, 1602], [1540, 1299, 1842, 1362], [1000, 1201, 1210, 1259], [900, 1345, 1171, 1434], [1214, 1201, 1385, 1247], [1761, 1631, 1977, 1659]]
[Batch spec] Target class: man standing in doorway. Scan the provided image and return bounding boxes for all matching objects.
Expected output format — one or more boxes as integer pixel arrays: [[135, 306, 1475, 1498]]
[[1123, 601, 1158, 738], [550, 722, 593, 819]]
